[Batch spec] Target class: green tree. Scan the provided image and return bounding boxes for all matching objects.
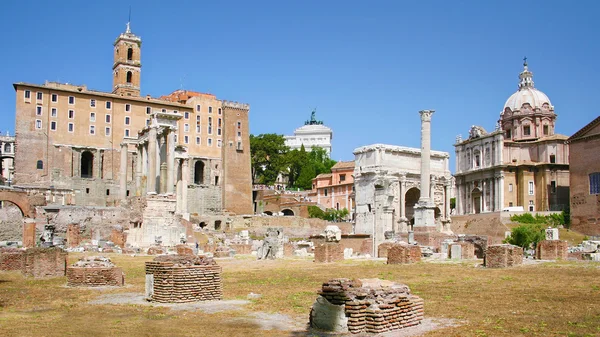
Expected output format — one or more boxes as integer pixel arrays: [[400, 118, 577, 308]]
[[285, 145, 308, 188], [249, 134, 289, 185], [504, 223, 545, 250]]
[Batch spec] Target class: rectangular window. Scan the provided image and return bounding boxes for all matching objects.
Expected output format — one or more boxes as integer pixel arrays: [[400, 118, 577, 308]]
[[68, 110, 74, 119], [528, 181, 534, 195], [340, 174, 346, 182], [125, 129, 130, 137], [218, 108, 222, 115], [184, 135, 189, 144], [68, 96, 75, 104], [68, 123, 74, 132], [590, 173, 600, 195], [106, 101, 112, 109], [51, 108, 57, 117], [105, 114, 111, 123], [105, 127, 111, 136], [237, 131, 241, 137], [208, 117, 212, 134], [125, 116, 130, 125], [196, 137, 200, 145], [523, 125, 531, 136], [196, 104, 201, 112], [184, 124, 189, 132], [208, 138, 212, 146], [125, 104, 131, 112], [217, 128, 222, 136], [196, 125, 201, 133], [237, 121, 241, 129], [146, 119, 150, 126], [529, 200, 534, 212], [35, 119, 42, 129], [218, 118, 222, 127], [24, 90, 31, 100], [543, 125, 549, 135], [174, 134, 178, 143], [184, 112, 189, 119], [90, 112, 96, 122], [90, 99, 96, 107], [51, 93, 58, 102], [550, 181, 556, 194], [90, 125, 95, 135], [508, 183, 513, 192], [509, 202, 513, 207], [146, 106, 151, 114], [208, 106, 212, 113], [36, 92, 43, 101], [217, 139, 222, 147], [550, 154, 556, 163], [36, 106, 42, 116]]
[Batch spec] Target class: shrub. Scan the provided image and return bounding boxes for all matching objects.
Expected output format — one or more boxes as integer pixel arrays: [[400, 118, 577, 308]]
[[504, 223, 545, 249], [510, 212, 565, 227]]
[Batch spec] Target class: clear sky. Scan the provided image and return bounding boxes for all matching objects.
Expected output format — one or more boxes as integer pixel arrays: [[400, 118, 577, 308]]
[[1, 0, 598, 172]]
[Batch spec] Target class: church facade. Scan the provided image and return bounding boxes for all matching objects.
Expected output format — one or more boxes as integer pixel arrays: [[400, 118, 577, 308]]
[[13, 23, 253, 215], [454, 61, 570, 214]]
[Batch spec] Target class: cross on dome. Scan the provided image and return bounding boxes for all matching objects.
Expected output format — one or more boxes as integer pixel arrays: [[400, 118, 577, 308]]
[[518, 57, 534, 90]]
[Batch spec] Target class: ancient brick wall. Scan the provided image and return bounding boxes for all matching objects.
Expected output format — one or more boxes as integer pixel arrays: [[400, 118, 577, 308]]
[[314, 242, 343, 263], [377, 242, 396, 258], [312, 278, 424, 334], [110, 228, 127, 248], [450, 242, 475, 259], [67, 224, 81, 248], [536, 240, 568, 260], [484, 244, 523, 268], [0, 248, 24, 271], [145, 256, 222, 303], [569, 134, 600, 235], [67, 267, 124, 287], [461, 235, 489, 258], [22, 247, 67, 278], [387, 244, 421, 264], [413, 231, 451, 250], [311, 234, 371, 255]]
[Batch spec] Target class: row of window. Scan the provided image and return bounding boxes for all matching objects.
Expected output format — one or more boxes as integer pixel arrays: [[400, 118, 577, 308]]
[[194, 105, 221, 115], [505, 124, 551, 139]]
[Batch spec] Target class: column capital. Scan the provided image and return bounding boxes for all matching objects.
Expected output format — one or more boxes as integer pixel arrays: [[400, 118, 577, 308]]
[[419, 109, 435, 122]]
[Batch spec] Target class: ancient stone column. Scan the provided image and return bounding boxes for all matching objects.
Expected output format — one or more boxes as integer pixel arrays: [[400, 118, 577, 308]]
[[119, 143, 128, 202], [22, 220, 36, 248], [147, 128, 157, 193], [398, 175, 407, 231], [444, 182, 451, 219], [176, 159, 182, 213], [181, 158, 189, 213], [498, 175, 505, 210], [414, 110, 436, 230], [166, 130, 175, 194], [135, 145, 142, 196]]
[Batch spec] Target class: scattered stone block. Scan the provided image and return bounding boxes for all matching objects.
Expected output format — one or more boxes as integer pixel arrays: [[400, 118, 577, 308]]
[[387, 244, 421, 264], [314, 242, 343, 263], [310, 278, 424, 334], [66, 256, 124, 287], [484, 244, 523, 268], [536, 240, 568, 260], [22, 247, 67, 278]]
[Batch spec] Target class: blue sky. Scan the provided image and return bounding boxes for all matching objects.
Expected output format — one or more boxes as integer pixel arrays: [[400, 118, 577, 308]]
[[1, 0, 598, 171]]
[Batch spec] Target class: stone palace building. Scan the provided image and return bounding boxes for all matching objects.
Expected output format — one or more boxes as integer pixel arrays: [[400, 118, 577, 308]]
[[12, 22, 252, 216], [284, 110, 333, 155], [454, 60, 569, 214]]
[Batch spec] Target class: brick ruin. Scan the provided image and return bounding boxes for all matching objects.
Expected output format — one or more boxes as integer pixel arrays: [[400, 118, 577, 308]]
[[66, 223, 82, 248], [377, 242, 396, 258], [310, 278, 424, 334], [484, 244, 523, 268], [66, 256, 124, 287], [145, 255, 222, 303], [314, 242, 344, 263], [449, 241, 476, 260], [0, 248, 24, 271], [22, 247, 68, 278], [387, 244, 422, 264], [536, 240, 568, 260], [175, 244, 194, 256]]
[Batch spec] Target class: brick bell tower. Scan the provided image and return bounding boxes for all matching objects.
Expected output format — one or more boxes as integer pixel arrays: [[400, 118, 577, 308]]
[[112, 22, 141, 96]]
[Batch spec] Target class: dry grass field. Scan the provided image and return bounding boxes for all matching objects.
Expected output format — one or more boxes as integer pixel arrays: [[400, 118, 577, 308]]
[[1, 254, 600, 337]]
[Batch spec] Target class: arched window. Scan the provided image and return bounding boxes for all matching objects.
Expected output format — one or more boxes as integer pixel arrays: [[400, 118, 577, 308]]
[[194, 161, 204, 184], [4, 143, 11, 153], [127, 48, 133, 61], [81, 151, 94, 178], [126, 71, 132, 83], [36, 160, 43, 170]]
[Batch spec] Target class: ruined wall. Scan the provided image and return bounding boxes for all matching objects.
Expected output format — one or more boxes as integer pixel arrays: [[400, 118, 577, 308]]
[[569, 134, 600, 235], [535, 240, 568, 260], [0, 248, 24, 271], [22, 247, 67, 278], [377, 242, 396, 259], [67, 267, 124, 287], [387, 244, 421, 264], [230, 215, 351, 238], [45, 205, 131, 241], [187, 185, 221, 216], [314, 242, 343, 263], [450, 213, 509, 245], [311, 234, 371, 255], [0, 203, 23, 241], [484, 244, 523, 268], [450, 241, 475, 259], [66, 223, 81, 248]]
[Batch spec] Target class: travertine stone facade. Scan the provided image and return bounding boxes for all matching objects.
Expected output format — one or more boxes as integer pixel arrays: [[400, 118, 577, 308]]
[[455, 61, 569, 214], [354, 144, 452, 256], [386, 244, 422, 264], [22, 247, 67, 278], [0, 248, 24, 271], [314, 242, 344, 263], [310, 278, 424, 334], [535, 240, 568, 260], [145, 255, 222, 303], [484, 244, 523, 268]]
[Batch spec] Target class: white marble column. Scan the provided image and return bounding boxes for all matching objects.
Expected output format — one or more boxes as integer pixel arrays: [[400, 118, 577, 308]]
[[498, 175, 505, 210], [414, 109, 436, 230], [166, 130, 175, 194], [135, 145, 142, 196], [176, 159, 182, 213], [444, 182, 451, 219], [119, 143, 128, 202], [147, 128, 157, 193], [181, 158, 189, 213], [482, 179, 487, 212]]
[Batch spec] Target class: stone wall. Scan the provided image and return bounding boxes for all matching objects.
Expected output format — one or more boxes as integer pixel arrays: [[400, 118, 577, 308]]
[[0, 203, 23, 241], [314, 242, 344, 263], [461, 235, 489, 258], [22, 247, 67, 278], [67, 224, 81, 248], [449, 242, 475, 259], [536, 240, 568, 260], [67, 267, 124, 287], [310, 278, 424, 334], [145, 255, 222, 303], [387, 244, 421, 264], [187, 185, 222, 216], [484, 244, 523, 268], [230, 215, 351, 238], [0, 248, 24, 271], [311, 234, 371, 256]]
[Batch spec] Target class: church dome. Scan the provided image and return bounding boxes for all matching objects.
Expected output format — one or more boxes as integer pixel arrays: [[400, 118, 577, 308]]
[[501, 60, 552, 113]]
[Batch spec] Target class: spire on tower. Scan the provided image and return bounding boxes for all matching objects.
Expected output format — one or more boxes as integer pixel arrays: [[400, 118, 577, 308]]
[[126, 6, 132, 33]]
